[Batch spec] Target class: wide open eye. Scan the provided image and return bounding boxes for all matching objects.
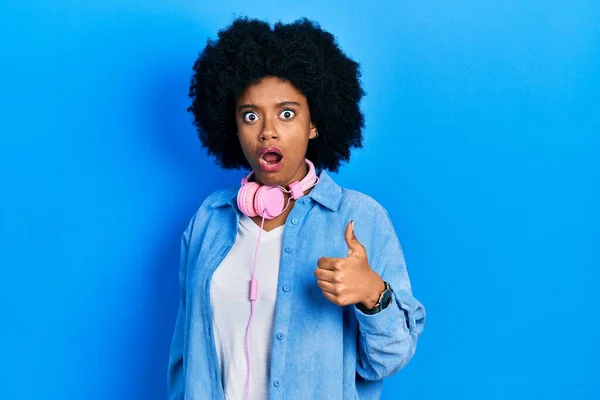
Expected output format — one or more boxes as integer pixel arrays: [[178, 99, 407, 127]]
[[243, 112, 259, 123], [279, 109, 296, 120]]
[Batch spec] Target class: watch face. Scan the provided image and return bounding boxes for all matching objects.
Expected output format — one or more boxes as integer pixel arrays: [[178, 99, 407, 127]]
[[383, 291, 393, 307], [381, 286, 393, 307]]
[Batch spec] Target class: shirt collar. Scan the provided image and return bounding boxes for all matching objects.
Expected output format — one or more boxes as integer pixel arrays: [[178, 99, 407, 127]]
[[209, 169, 343, 212]]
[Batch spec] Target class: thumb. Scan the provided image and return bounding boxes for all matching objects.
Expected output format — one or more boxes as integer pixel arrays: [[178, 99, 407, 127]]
[[344, 220, 361, 256]]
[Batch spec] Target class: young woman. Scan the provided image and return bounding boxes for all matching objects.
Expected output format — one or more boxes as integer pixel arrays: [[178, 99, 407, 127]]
[[167, 17, 426, 400]]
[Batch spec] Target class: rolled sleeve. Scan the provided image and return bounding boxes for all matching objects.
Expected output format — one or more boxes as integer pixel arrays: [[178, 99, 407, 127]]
[[354, 204, 426, 380]]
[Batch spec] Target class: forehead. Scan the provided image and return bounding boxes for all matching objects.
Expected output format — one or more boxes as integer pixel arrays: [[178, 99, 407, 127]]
[[237, 76, 307, 105]]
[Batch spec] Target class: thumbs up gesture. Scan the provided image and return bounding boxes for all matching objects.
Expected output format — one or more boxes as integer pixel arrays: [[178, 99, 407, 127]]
[[315, 221, 385, 308]]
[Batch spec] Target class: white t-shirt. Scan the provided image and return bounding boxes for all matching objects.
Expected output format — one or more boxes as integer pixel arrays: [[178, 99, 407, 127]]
[[210, 214, 284, 400]]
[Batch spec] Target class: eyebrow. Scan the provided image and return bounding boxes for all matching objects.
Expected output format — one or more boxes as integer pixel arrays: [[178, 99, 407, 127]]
[[238, 101, 301, 112]]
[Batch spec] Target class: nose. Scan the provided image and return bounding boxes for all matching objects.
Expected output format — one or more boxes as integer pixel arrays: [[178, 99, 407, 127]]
[[260, 118, 279, 141]]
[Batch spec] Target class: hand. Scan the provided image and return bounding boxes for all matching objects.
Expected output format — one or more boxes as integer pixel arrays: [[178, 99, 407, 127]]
[[314, 221, 385, 308]]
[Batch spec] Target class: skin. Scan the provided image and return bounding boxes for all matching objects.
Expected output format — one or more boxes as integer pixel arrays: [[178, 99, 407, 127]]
[[235, 75, 317, 232], [235, 75, 385, 309]]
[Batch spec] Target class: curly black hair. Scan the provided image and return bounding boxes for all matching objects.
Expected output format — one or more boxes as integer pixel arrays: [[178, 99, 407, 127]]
[[187, 17, 365, 172]]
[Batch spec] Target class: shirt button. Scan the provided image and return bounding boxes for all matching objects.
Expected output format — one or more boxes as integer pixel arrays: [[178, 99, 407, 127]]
[[284, 247, 292, 253], [291, 218, 298, 225], [276, 332, 284, 340], [282, 285, 290, 292], [273, 380, 280, 387]]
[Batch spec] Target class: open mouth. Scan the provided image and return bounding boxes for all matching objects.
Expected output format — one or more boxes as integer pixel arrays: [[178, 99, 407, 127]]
[[258, 147, 284, 171], [261, 152, 283, 165]]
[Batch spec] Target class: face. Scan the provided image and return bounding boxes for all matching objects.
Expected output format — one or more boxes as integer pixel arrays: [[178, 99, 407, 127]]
[[235, 76, 318, 187]]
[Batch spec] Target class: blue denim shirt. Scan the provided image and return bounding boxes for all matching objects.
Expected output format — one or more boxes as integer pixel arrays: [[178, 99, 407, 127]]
[[167, 170, 426, 399]]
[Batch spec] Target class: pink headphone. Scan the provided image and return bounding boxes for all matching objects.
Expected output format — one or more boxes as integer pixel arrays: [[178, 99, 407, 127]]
[[237, 158, 319, 219]]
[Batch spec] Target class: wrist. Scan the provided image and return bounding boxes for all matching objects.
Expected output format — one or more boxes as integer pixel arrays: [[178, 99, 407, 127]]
[[360, 274, 385, 309]]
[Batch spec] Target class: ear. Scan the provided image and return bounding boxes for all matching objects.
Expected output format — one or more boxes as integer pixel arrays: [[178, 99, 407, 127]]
[[309, 122, 318, 139]]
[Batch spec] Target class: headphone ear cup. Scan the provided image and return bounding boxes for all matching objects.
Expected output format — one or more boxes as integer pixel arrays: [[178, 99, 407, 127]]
[[237, 182, 260, 217], [254, 186, 285, 219]]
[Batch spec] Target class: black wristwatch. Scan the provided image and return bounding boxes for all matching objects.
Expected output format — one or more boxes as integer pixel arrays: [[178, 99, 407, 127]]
[[356, 281, 393, 315]]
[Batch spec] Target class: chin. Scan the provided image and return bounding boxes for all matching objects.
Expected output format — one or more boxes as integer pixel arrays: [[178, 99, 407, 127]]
[[255, 171, 286, 186], [251, 158, 305, 186]]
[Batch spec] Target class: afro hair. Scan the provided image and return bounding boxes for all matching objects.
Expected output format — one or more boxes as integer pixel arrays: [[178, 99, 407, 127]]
[[187, 17, 365, 172]]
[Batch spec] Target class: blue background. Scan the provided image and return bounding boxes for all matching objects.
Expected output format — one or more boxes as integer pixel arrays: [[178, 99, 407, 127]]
[[1, 1, 598, 399]]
